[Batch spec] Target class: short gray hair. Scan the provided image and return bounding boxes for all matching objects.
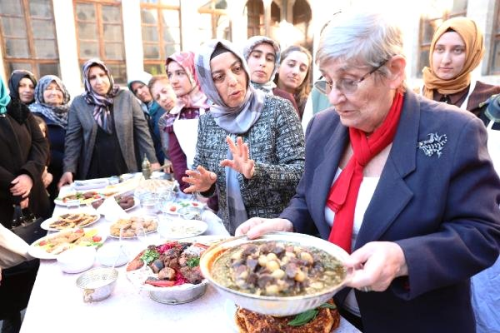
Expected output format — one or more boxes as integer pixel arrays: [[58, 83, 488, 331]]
[[317, 10, 405, 78]]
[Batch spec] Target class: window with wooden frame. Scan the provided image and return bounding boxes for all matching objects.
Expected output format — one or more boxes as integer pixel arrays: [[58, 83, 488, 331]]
[[246, 0, 280, 38], [140, 0, 181, 76], [74, 0, 127, 84], [0, 0, 60, 78], [417, 0, 468, 78], [489, 2, 500, 74], [198, 0, 231, 42]]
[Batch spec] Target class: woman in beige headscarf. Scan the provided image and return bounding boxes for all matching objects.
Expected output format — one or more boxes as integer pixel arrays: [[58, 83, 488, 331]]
[[422, 17, 500, 116], [423, 17, 500, 333]]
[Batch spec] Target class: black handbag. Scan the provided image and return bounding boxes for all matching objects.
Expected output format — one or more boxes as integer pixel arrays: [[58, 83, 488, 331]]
[[10, 205, 45, 244]]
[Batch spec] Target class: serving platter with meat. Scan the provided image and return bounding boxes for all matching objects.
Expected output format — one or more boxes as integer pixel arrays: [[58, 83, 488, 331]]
[[126, 240, 211, 304], [91, 194, 137, 211]]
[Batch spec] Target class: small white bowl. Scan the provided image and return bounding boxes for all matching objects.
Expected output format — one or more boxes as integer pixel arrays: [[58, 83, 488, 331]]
[[97, 243, 130, 267], [57, 247, 96, 274]]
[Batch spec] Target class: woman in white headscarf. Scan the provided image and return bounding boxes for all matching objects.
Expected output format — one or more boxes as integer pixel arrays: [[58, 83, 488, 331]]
[[183, 39, 305, 235]]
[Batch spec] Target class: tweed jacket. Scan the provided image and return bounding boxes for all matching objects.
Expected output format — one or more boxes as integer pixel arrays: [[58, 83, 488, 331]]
[[63, 89, 157, 179], [280, 91, 500, 333], [194, 95, 305, 233]]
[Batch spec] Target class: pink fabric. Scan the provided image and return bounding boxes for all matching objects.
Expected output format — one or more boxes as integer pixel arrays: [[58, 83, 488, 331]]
[[166, 52, 209, 115]]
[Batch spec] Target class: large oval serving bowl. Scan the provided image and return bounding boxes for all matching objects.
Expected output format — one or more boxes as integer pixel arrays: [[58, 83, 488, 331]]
[[199, 232, 351, 317], [126, 237, 225, 304]]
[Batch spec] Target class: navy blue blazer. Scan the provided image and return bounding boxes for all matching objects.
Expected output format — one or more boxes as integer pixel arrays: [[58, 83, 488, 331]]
[[281, 91, 500, 333]]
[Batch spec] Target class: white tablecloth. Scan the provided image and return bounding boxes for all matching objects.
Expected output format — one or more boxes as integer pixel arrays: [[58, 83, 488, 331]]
[[20, 198, 360, 333]]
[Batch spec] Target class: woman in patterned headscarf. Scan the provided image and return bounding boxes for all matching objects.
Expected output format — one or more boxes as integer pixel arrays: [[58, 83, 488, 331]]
[[29, 75, 71, 200], [422, 17, 500, 118], [183, 39, 305, 235], [58, 59, 158, 186], [163, 51, 210, 193]]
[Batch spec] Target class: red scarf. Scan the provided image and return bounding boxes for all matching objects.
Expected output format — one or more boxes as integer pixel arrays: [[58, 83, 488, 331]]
[[327, 92, 404, 253]]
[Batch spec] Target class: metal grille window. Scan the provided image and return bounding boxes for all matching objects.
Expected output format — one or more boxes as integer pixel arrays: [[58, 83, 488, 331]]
[[140, 0, 181, 75], [0, 0, 60, 78], [74, 0, 126, 84]]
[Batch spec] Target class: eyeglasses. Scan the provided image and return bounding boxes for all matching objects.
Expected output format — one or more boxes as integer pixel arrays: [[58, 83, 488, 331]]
[[314, 59, 389, 95]]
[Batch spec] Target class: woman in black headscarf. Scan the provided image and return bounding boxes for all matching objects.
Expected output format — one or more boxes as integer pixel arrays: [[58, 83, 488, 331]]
[[8, 70, 37, 105], [0, 74, 49, 333]]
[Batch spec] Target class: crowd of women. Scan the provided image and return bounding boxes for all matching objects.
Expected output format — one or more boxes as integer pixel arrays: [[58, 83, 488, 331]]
[[1, 9, 500, 333]]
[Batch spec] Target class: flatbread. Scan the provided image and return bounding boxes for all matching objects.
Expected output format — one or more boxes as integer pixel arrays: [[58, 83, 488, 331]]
[[235, 300, 340, 333]]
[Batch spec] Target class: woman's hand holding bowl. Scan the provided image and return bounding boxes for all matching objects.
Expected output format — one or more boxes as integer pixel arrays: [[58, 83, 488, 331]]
[[220, 136, 255, 179], [343, 241, 408, 292], [235, 217, 294, 239]]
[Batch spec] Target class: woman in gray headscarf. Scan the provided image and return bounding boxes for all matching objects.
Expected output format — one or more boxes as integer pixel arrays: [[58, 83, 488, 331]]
[[29, 75, 71, 200], [183, 39, 305, 235]]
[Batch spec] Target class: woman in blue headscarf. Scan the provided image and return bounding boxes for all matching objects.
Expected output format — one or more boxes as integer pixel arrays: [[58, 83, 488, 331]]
[[58, 59, 158, 187]]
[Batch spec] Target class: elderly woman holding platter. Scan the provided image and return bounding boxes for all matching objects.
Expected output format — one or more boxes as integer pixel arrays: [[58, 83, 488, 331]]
[[236, 9, 500, 333]]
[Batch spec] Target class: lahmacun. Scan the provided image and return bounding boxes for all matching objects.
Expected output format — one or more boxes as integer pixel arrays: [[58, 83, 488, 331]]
[[49, 213, 99, 230]]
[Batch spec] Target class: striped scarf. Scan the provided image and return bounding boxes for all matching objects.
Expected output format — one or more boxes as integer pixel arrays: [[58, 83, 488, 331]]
[[82, 59, 120, 134]]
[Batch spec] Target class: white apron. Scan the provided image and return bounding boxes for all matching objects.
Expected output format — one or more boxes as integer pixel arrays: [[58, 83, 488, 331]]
[[172, 109, 205, 169], [459, 80, 477, 110], [486, 120, 500, 175], [420, 80, 477, 110]]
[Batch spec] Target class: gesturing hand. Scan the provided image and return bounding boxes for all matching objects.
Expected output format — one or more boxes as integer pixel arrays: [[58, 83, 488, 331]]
[[220, 136, 255, 179], [183, 165, 217, 194]]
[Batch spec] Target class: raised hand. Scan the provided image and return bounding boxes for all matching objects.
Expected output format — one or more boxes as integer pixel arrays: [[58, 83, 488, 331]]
[[220, 136, 255, 179]]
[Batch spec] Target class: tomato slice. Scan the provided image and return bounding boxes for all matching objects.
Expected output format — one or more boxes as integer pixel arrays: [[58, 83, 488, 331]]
[[145, 279, 176, 287]]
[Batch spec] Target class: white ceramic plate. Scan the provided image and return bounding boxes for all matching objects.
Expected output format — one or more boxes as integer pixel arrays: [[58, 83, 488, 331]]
[[54, 192, 105, 207], [29, 228, 107, 260], [73, 178, 109, 191], [108, 216, 158, 239], [160, 219, 208, 239], [123, 200, 140, 212], [163, 202, 182, 215], [41, 213, 100, 231]]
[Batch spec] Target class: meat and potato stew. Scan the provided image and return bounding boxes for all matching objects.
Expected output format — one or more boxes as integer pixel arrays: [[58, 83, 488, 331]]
[[211, 241, 346, 297]]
